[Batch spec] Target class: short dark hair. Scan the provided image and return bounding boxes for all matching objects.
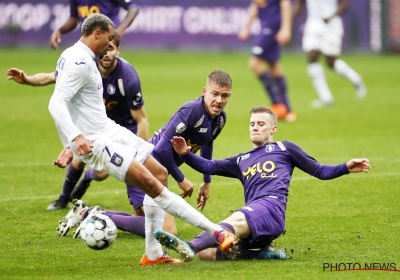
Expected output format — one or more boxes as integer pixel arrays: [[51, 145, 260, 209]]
[[81, 14, 114, 36], [250, 106, 277, 125], [113, 32, 121, 47], [206, 70, 232, 88]]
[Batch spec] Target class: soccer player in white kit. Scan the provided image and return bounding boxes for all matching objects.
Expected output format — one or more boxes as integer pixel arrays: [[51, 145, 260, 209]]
[[293, 0, 366, 108], [48, 13, 236, 265]]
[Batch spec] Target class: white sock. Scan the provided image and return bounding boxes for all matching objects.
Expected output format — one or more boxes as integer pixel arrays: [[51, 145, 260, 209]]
[[143, 194, 164, 260], [153, 187, 223, 235], [334, 59, 361, 86], [307, 62, 334, 103]]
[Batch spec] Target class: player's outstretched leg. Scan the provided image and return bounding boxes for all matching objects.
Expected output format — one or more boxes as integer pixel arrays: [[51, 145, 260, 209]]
[[155, 230, 195, 262], [139, 252, 182, 266]]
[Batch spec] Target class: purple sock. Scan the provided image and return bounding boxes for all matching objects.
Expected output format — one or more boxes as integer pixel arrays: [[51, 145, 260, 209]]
[[187, 222, 235, 253], [105, 210, 133, 216], [104, 211, 145, 238], [60, 164, 84, 200], [275, 76, 292, 112], [258, 72, 282, 104], [84, 168, 98, 181]]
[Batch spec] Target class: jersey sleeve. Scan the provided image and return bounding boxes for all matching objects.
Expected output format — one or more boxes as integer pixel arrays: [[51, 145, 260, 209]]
[[153, 136, 184, 182], [69, 0, 78, 18], [121, 61, 143, 110], [181, 153, 241, 179], [48, 57, 90, 147], [200, 141, 213, 183], [111, 0, 137, 10], [285, 141, 350, 180]]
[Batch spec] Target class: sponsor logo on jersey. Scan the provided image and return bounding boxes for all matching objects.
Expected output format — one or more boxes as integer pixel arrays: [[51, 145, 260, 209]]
[[236, 153, 250, 164], [219, 115, 225, 128], [107, 84, 116, 95], [175, 122, 187, 134], [265, 144, 275, 153], [118, 79, 125, 96], [110, 153, 123, 167], [193, 114, 205, 128], [242, 206, 254, 212], [133, 92, 142, 106], [199, 128, 208, 133], [242, 160, 277, 180]]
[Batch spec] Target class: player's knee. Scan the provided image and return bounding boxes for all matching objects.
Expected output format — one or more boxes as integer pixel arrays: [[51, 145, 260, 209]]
[[133, 206, 145, 217], [154, 166, 168, 186], [325, 56, 336, 69], [95, 171, 109, 181]]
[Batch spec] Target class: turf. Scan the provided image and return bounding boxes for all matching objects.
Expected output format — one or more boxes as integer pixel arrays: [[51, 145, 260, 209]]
[[0, 48, 399, 279]]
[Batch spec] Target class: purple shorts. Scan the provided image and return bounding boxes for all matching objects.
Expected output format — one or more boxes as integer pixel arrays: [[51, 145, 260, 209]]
[[237, 196, 286, 249], [252, 29, 281, 62], [126, 184, 145, 209]]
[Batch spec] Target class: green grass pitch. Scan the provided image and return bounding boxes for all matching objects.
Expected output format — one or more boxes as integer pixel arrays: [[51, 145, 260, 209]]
[[0, 47, 399, 279]]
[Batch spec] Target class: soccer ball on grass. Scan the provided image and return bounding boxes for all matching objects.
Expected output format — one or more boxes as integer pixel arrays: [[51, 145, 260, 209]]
[[79, 213, 117, 250]]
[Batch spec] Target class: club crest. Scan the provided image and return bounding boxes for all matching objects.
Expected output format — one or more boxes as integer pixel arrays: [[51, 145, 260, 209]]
[[110, 153, 123, 167], [107, 84, 116, 95], [265, 144, 275, 153], [175, 122, 187, 134]]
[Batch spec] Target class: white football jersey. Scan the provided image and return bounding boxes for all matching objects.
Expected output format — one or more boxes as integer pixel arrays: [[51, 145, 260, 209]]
[[306, 0, 338, 19], [49, 41, 112, 147]]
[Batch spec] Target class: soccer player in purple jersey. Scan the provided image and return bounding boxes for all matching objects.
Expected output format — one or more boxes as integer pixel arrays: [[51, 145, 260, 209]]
[[71, 70, 231, 239], [238, 0, 296, 122], [50, 0, 139, 49], [154, 105, 370, 261]]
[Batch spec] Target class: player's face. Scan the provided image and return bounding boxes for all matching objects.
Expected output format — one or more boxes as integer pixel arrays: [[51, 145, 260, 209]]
[[95, 25, 115, 57], [99, 41, 119, 69], [249, 113, 277, 147], [202, 82, 231, 118]]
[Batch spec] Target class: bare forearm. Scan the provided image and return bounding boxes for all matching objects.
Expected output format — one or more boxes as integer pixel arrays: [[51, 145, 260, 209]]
[[280, 0, 292, 32], [118, 7, 139, 30], [26, 73, 56, 86]]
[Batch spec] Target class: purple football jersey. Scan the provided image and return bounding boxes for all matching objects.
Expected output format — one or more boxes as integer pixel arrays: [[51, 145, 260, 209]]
[[102, 57, 143, 134], [70, 0, 136, 26], [182, 140, 349, 204], [257, 0, 282, 29], [150, 96, 227, 183]]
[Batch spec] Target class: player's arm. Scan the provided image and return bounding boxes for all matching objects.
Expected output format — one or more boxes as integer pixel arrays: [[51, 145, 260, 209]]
[[324, 0, 348, 23], [276, 0, 292, 46], [292, 0, 306, 19], [7, 68, 56, 86], [115, 6, 139, 38], [238, 1, 258, 41], [50, 0, 79, 49], [172, 136, 239, 178], [130, 107, 149, 140], [197, 142, 213, 210]]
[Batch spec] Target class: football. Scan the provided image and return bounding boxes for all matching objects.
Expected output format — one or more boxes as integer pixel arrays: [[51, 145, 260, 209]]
[[79, 213, 117, 250]]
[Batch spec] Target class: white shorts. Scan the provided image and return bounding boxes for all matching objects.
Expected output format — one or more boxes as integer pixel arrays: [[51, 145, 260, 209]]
[[71, 123, 154, 182], [302, 18, 343, 56]]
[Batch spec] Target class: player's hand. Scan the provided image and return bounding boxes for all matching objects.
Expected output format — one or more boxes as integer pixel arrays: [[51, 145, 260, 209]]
[[50, 29, 62, 49], [347, 158, 370, 173], [73, 134, 93, 156], [275, 29, 291, 46], [197, 182, 210, 211], [238, 28, 250, 41], [178, 178, 194, 198], [6, 68, 28, 84], [53, 147, 73, 168], [171, 136, 191, 155]]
